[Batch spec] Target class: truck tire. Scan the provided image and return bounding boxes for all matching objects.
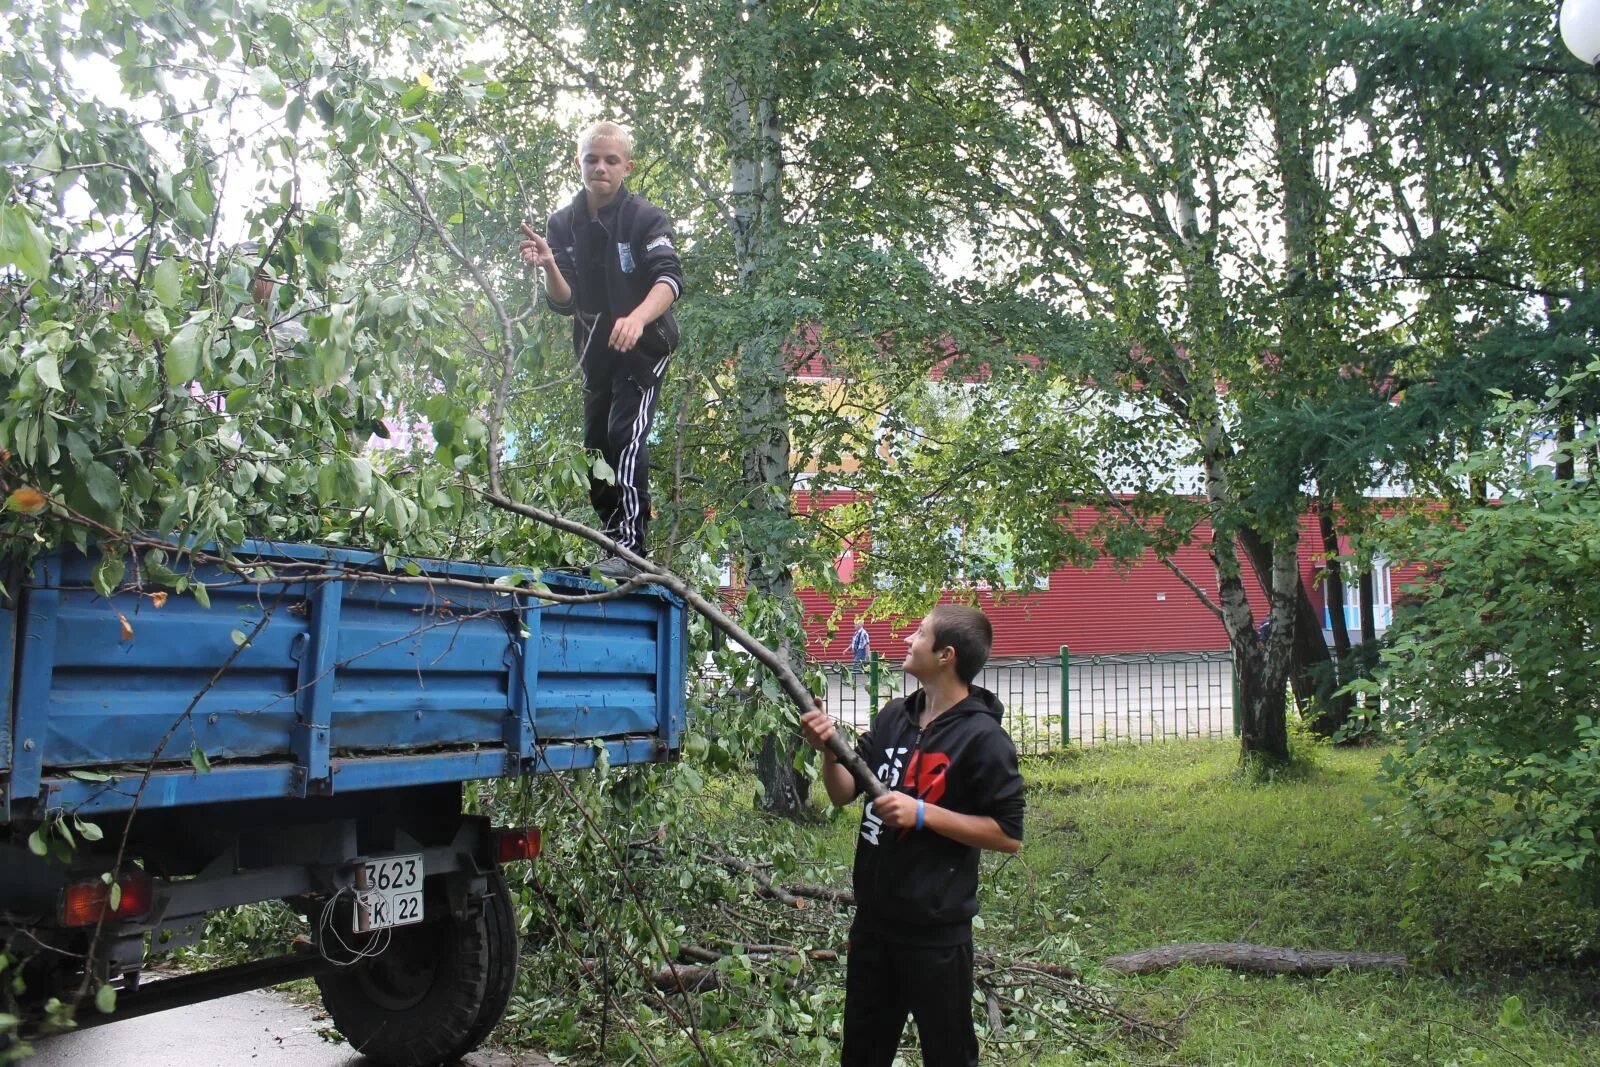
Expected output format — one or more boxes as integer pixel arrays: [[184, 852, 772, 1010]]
[[459, 870, 519, 1052], [0, 982, 15, 1056], [315, 871, 518, 1067]]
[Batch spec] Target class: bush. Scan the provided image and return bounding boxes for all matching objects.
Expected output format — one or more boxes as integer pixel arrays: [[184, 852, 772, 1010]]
[[1365, 461, 1600, 904]]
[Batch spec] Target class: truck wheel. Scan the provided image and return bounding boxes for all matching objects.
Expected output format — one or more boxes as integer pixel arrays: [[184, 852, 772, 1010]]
[[0, 983, 15, 1056], [459, 870, 519, 1052], [315, 871, 518, 1067]]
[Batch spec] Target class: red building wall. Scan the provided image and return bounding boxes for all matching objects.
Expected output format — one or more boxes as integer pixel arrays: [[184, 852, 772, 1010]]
[[792, 498, 1408, 659]]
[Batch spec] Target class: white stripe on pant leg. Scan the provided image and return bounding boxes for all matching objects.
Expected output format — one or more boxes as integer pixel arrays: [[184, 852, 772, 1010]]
[[621, 356, 671, 547], [617, 381, 657, 552], [618, 383, 656, 550], [615, 355, 669, 550]]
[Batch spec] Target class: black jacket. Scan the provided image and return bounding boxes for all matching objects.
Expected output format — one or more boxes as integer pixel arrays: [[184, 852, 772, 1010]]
[[544, 186, 683, 363], [849, 686, 1025, 945]]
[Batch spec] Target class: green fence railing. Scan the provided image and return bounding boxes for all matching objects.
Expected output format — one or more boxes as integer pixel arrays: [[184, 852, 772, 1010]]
[[819, 647, 1236, 756]]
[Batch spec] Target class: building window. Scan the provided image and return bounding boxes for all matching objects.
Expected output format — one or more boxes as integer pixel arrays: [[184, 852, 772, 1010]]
[[943, 523, 1049, 592], [1325, 555, 1392, 634]]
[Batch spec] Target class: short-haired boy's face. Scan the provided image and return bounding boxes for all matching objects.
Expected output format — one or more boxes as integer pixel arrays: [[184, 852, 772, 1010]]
[[576, 135, 634, 198], [902, 616, 952, 681]]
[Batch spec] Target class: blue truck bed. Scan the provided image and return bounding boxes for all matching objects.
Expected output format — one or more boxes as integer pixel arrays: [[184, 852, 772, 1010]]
[[0, 541, 687, 822]]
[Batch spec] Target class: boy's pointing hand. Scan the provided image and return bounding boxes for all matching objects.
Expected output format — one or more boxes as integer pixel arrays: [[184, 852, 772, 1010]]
[[518, 221, 556, 271]]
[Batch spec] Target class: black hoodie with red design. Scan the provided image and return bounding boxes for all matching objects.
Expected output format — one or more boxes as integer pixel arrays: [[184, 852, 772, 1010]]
[[849, 685, 1025, 946]]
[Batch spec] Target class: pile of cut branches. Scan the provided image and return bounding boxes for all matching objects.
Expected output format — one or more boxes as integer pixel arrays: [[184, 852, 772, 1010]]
[[484, 773, 1167, 1066]]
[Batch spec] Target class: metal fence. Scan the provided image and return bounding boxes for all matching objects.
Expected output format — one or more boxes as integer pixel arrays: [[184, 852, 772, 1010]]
[[819, 648, 1237, 756]]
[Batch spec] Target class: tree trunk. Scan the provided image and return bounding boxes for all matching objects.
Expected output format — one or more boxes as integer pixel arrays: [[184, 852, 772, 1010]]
[[1201, 444, 1290, 764], [1358, 567, 1376, 647], [1232, 625, 1290, 764], [1256, 62, 1347, 739], [1319, 511, 1351, 659], [727, 2, 808, 815], [1306, 509, 1355, 737], [1556, 405, 1576, 483], [1236, 524, 1331, 732]]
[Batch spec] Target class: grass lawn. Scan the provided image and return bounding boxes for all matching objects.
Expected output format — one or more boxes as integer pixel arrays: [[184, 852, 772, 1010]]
[[190, 738, 1600, 1066], [978, 740, 1600, 1065]]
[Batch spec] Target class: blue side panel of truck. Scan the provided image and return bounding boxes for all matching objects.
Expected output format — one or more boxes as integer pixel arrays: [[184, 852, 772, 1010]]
[[0, 598, 12, 779], [0, 541, 686, 821]]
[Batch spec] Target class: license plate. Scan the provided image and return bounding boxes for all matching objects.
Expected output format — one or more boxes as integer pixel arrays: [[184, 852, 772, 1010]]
[[354, 853, 424, 933]]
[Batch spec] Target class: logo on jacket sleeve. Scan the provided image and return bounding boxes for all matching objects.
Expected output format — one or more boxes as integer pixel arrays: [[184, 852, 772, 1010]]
[[861, 744, 908, 847], [617, 242, 635, 273]]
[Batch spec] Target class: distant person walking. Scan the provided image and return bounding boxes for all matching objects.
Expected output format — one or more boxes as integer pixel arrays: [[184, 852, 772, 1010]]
[[850, 619, 871, 676]]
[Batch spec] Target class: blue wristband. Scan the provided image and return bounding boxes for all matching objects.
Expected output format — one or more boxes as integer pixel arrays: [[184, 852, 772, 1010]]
[[915, 798, 925, 830]]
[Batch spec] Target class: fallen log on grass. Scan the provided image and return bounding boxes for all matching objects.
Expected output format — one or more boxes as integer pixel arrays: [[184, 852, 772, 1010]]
[[1102, 942, 1406, 976], [581, 944, 1078, 996]]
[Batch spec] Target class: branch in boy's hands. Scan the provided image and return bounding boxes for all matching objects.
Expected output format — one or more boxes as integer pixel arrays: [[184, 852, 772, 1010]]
[[824, 731, 887, 798], [801, 699, 888, 800], [481, 487, 889, 799]]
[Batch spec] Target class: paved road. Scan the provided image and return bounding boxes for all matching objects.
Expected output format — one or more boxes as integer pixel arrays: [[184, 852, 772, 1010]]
[[26, 987, 545, 1066]]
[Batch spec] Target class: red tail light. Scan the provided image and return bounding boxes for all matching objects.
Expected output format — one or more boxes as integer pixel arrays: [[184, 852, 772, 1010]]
[[493, 827, 542, 864], [61, 872, 153, 927]]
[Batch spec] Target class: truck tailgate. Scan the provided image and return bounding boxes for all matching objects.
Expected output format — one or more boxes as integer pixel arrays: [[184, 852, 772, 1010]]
[[0, 542, 686, 820]]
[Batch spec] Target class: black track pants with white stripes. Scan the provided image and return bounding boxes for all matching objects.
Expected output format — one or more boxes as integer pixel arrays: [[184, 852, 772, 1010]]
[[841, 931, 979, 1067], [580, 336, 669, 556]]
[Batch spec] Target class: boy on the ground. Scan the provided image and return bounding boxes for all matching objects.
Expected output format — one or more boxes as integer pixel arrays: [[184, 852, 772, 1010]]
[[519, 121, 683, 577], [800, 605, 1025, 1067]]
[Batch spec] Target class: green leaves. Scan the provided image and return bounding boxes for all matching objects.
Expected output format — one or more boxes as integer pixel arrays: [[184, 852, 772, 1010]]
[[266, 13, 299, 58], [92, 551, 125, 596], [253, 68, 287, 110], [141, 306, 171, 340], [84, 462, 121, 512], [0, 0, 507, 602], [33, 352, 62, 391], [164, 320, 206, 383], [0, 203, 50, 281], [1371, 386, 1600, 903], [152, 258, 183, 307]]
